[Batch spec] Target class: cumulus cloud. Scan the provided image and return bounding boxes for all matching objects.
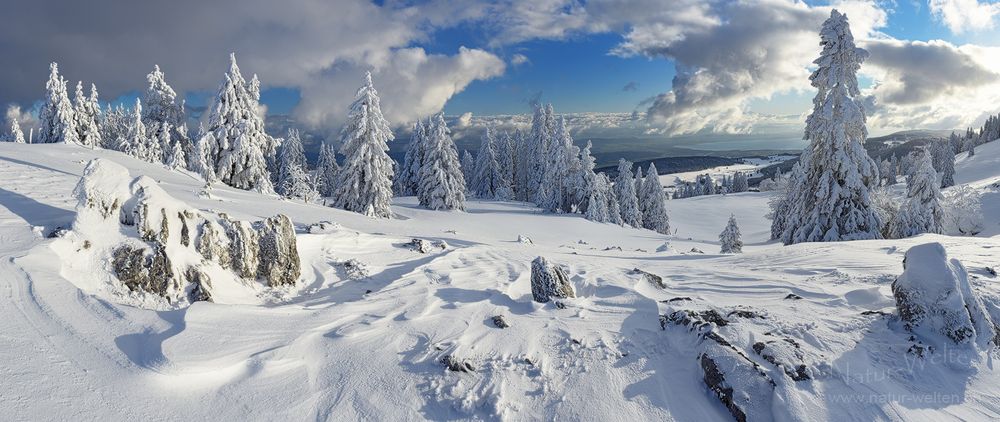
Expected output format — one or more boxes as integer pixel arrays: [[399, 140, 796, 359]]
[[5, 105, 38, 136], [929, 0, 1000, 33], [510, 53, 531, 66], [0, 0, 503, 131]]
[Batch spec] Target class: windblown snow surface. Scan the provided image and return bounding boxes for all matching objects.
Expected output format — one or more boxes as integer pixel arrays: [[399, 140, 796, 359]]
[[2, 142, 1000, 421]]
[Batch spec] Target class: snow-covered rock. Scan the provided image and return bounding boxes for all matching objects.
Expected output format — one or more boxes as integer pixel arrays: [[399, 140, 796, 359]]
[[71, 159, 301, 304], [892, 243, 999, 349], [530, 256, 575, 303]]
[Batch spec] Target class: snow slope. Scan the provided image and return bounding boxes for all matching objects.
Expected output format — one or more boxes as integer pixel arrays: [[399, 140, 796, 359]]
[[2, 143, 1000, 421]]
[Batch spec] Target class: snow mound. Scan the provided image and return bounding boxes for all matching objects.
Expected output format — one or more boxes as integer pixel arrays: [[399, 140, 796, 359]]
[[892, 242, 999, 350]]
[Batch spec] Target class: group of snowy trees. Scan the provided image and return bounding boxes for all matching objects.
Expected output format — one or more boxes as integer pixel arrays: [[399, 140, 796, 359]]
[[672, 171, 749, 199], [395, 114, 467, 211]]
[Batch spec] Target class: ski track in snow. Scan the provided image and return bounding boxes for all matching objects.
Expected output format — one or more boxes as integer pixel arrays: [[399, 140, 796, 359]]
[[2, 142, 1000, 420]]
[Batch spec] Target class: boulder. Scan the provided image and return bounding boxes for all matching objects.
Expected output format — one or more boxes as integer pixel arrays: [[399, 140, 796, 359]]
[[257, 215, 300, 287], [630, 268, 665, 289], [892, 243, 999, 348], [530, 256, 575, 303]]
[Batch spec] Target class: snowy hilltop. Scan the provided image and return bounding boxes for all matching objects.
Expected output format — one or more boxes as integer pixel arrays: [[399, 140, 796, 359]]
[[3, 8, 1000, 422]]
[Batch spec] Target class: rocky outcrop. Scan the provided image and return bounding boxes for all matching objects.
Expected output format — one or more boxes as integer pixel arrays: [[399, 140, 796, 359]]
[[404, 238, 447, 253], [753, 339, 810, 381], [630, 268, 665, 289], [530, 256, 575, 303], [664, 308, 775, 422], [892, 243, 999, 348], [71, 159, 302, 304]]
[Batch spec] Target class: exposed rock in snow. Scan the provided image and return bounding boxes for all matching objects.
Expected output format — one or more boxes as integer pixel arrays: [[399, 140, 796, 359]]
[[405, 238, 447, 253], [530, 256, 575, 303], [338, 259, 370, 280], [630, 268, 665, 289], [517, 234, 533, 244], [655, 242, 675, 253], [664, 307, 775, 422], [491, 315, 510, 329], [440, 354, 475, 373], [71, 159, 302, 304], [256, 215, 300, 287], [892, 242, 999, 349], [307, 220, 340, 234], [753, 339, 810, 381]]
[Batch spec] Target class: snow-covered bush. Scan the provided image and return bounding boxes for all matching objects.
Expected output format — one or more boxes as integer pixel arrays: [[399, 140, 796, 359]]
[[892, 243, 998, 349], [943, 185, 983, 236]]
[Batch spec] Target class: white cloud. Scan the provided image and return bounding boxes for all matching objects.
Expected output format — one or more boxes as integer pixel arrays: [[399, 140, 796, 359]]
[[5, 105, 37, 135], [929, 0, 1000, 33], [511, 53, 530, 66]]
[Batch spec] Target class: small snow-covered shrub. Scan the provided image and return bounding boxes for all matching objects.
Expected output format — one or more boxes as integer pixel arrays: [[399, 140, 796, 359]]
[[943, 185, 983, 236]]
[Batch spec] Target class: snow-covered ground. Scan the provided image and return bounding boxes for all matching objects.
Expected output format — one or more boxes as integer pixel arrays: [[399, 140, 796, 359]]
[[2, 143, 1000, 421]]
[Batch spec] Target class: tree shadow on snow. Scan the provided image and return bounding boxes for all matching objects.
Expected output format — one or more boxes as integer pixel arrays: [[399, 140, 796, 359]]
[[0, 187, 75, 230]]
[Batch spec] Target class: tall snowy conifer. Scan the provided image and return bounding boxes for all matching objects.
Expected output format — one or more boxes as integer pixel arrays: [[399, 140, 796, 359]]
[[332, 72, 396, 218], [719, 214, 743, 253], [38, 63, 78, 144], [779, 10, 881, 244], [930, 140, 955, 188], [641, 163, 670, 234], [9, 118, 25, 143], [202, 54, 277, 193], [585, 174, 611, 223], [73, 82, 102, 147], [893, 149, 944, 238], [461, 150, 475, 191], [473, 127, 513, 200], [614, 159, 642, 227], [418, 114, 466, 210], [396, 121, 426, 196], [276, 129, 315, 201], [120, 99, 157, 161], [143, 65, 191, 165], [538, 117, 574, 212], [314, 142, 339, 198]]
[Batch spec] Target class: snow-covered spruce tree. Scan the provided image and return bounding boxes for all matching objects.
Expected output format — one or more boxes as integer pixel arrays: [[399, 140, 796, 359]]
[[99, 105, 128, 150], [513, 128, 531, 201], [527, 104, 556, 204], [779, 10, 882, 244], [418, 113, 466, 210], [497, 130, 516, 194], [571, 140, 599, 214], [893, 149, 944, 238], [332, 72, 396, 217], [202, 54, 277, 193], [460, 150, 475, 192], [143, 65, 191, 166], [930, 140, 955, 188], [585, 173, 611, 223], [166, 135, 187, 170], [314, 141, 339, 198], [719, 214, 743, 253], [73, 82, 102, 147], [731, 171, 749, 193], [395, 121, 426, 196], [473, 126, 513, 200], [604, 173, 625, 225], [634, 166, 646, 223], [538, 117, 575, 212], [614, 159, 642, 227], [641, 163, 671, 234], [120, 99, 158, 161], [276, 129, 316, 201], [770, 151, 808, 240], [38, 62, 78, 144], [9, 118, 25, 143], [965, 139, 976, 157]]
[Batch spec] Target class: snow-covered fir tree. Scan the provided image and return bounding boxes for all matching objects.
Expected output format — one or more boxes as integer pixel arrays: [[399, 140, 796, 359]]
[[571, 141, 598, 214], [473, 127, 513, 200], [731, 171, 749, 193], [166, 135, 187, 170], [879, 158, 897, 185], [634, 166, 645, 222], [893, 149, 944, 238], [9, 118, 25, 143], [778, 10, 882, 245], [332, 72, 396, 218], [719, 214, 743, 253], [38, 62, 78, 144], [770, 151, 807, 240], [73, 82, 102, 147], [120, 99, 160, 161], [418, 114, 466, 211], [201, 54, 277, 193], [614, 159, 642, 227], [314, 142, 339, 199], [640, 163, 670, 234], [460, 150, 475, 192], [513, 129, 530, 200], [99, 105, 128, 150], [396, 121, 426, 196], [526, 104, 556, 203], [966, 139, 976, 157], [497, 130, 516, 194], [143, 65, 191, 166], [604, 173, 624, 225], [538, 117, 577, 212], [276, 129, 316, 201], [930, 140, 955, 188], [584, 173, 611, 223]]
